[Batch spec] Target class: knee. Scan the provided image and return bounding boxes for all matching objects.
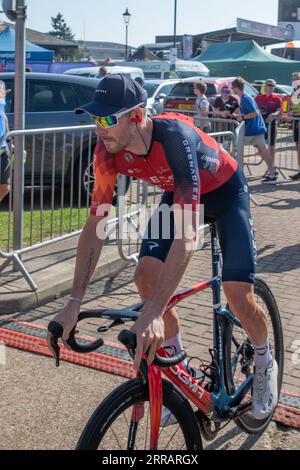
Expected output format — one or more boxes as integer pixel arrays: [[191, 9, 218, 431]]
[[228, 295, 256, 320], [134, 261, 158, 299]]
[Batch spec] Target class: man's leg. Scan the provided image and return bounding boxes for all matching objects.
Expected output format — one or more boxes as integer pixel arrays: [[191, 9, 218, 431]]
[[134, 256, 180, 341], [297, 143, 300, 169], [0, 184, 10, 202], [223, 280, 278, 419], [269, 145, 276, 165], [257, 143, 275, 177], [268, 122, 277, 165], [222, 281, 268, 347], [0, 151, 11, 202], [293, 142, 300, 179], [214, 169, 278, 418], [289, 123, 300, 179]]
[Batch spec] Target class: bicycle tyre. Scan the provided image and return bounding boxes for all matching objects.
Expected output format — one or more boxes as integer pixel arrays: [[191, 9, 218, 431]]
[[76, 377, 202, 450], [224, 277, 284, 434]]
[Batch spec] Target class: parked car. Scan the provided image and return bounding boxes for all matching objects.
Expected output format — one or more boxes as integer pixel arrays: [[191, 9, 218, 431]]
[[143, 79, 179, 114], [252, 80, 293, 97], [121, 59, 209, 80], [0, 72, 100, 194], [64, 65, 144, 82], [164, 76, 258, 115], [0, 72, 134, 201]]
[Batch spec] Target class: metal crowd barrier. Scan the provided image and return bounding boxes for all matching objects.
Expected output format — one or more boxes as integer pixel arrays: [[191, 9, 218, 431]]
[[243, 115, 300, 178], [268, 115, 300, 177], [0, 124, 115, 291], [194, 116, 245, 167]]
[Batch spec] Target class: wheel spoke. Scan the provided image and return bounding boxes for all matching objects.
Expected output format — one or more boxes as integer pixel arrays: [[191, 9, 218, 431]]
[[163, 425, 181, 450]]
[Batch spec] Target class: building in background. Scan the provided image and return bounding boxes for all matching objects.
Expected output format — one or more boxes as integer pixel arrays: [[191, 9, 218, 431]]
[[278, 0, 300, 40], [76, 40, 136, 62], [0, 21, 134, 63], [156, 18, 292, 58], [0, 21, 78, 60]]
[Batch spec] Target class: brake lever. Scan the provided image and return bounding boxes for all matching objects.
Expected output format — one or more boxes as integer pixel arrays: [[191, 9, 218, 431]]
[[48, 321, 63, 367], [47, 319, 104, 367]]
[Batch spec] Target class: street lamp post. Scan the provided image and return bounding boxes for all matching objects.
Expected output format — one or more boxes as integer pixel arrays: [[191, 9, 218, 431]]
[[170, 0, 177, 76], [173, 0, 177, 48], [122, 8, 131, 61]]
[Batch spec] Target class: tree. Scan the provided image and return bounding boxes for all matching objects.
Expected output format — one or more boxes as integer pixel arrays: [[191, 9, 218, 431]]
[[48, 12, 75, 41]]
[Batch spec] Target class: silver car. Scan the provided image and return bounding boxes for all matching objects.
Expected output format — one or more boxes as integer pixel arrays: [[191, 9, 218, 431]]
[[1, 72, 99, 192]]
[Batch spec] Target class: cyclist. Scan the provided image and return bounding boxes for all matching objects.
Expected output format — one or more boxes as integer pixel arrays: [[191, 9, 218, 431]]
[[47, 74, 278, 420]]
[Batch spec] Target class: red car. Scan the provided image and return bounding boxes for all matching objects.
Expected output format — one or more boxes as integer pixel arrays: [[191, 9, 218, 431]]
[[164, 76, 258, 115]]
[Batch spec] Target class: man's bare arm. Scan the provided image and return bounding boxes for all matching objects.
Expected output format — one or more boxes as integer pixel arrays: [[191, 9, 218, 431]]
[[70, 214, 105, 300]]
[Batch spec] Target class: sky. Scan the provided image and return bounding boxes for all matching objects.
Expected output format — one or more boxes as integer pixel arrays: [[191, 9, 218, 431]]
[[0, 0, 280, 47]]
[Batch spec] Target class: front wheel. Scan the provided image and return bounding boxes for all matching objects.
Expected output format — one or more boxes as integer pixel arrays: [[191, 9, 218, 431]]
[[76, 377, 202, 450], [224, 277, 284, 434]]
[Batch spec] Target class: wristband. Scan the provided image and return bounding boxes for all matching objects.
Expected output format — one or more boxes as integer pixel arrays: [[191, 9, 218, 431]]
[[69, 296, 83, 305]]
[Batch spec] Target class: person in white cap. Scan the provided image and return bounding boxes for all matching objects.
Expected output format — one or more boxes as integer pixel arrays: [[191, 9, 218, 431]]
[[255, 79, 282, 179]]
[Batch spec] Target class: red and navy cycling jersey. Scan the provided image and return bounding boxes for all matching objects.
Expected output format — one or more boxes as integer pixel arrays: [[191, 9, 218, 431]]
[[90, 113, 238, 216]]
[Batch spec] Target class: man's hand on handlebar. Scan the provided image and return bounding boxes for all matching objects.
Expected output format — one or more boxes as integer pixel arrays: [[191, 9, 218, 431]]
[[47, 301, 80, 357], [130, 303, 165, 371]]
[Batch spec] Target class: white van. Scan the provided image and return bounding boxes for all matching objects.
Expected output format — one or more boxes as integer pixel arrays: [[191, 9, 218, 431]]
[[63, 65, 144, 81], [121, 59, 209, 80]]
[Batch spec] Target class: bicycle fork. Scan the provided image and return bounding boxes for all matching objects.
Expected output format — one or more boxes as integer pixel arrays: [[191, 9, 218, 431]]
[[128, 365, 162, 451]]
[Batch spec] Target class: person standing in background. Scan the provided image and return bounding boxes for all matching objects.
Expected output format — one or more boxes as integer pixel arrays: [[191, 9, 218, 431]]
[[213, 85, 240, 120], [193, 82, 211, 133], [231, 77, 277, 184], [255, 79, 282, 177]]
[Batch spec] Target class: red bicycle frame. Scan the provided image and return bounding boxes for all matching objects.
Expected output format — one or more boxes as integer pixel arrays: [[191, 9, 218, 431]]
[[133, 279, 215, 450]]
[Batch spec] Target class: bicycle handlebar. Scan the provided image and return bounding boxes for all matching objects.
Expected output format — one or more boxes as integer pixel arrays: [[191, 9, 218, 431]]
[[118, 330, 187, 368], [48, 311, 106, 366], [47, 303, 186, 369]]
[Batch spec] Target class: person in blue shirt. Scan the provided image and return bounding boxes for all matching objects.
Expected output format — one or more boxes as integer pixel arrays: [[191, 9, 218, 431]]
[[0, 80, 12, 202], [232, 77, 277, 184]]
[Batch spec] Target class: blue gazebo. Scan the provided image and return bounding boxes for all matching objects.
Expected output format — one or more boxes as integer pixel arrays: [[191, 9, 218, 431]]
[[0, 26, 54, 62]]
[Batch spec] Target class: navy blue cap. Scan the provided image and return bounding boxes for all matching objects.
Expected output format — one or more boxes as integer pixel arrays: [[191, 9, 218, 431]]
[[75, 74, 147, 117]]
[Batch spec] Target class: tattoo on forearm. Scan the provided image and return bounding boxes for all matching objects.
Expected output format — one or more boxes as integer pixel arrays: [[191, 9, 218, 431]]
[[81, 247, 95, 290]]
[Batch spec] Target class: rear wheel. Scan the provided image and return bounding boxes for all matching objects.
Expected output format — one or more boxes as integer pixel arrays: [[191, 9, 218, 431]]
[[76, 377, 202, 450], [224, 277, 284, 434]]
